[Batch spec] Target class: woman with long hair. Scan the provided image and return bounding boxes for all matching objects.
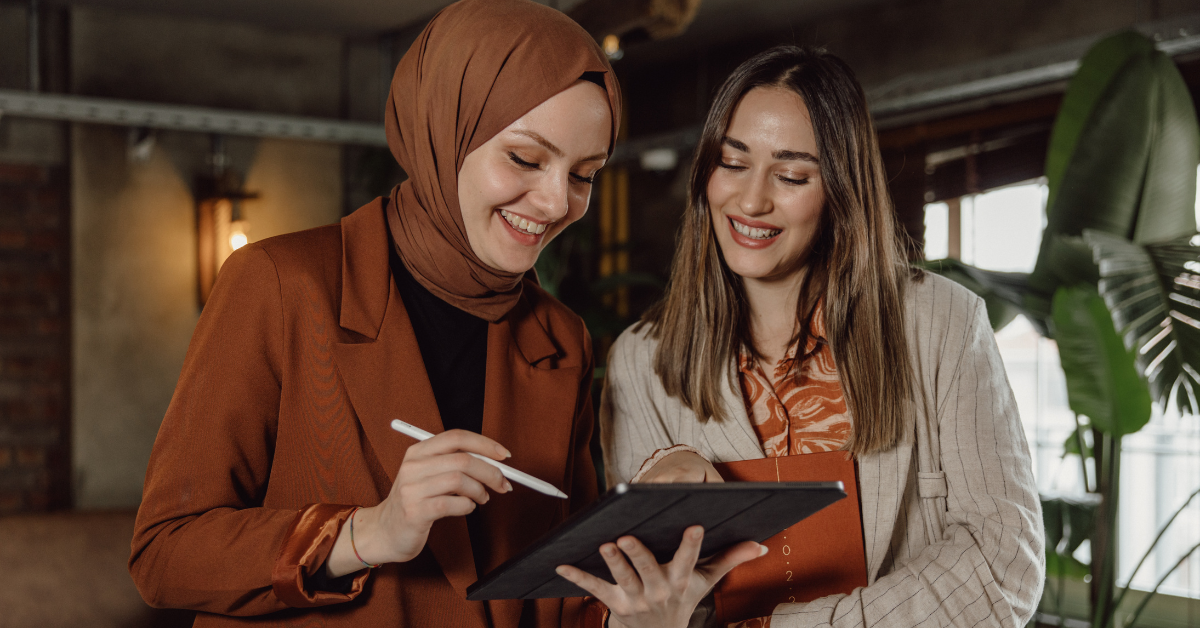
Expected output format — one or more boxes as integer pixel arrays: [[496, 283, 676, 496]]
[[129, 1, 626, 626], [560, 46, 1044, 627]]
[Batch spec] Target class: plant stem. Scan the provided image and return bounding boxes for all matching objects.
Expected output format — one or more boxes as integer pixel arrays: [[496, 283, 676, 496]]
[[1112, 486, 1200, 614], [1074, 414, 1092, 493], [1121, 540, 1200, 627], [1091, 433, 1121, 628]]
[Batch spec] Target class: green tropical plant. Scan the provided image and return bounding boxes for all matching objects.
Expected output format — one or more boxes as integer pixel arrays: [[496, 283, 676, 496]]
[[1112, 487, 1200, 627], [921, 29, 1200, 628], [931, 31, 1199, 332], [1050, 283, 1154, 627], [1052, 284, 1152, 436], [1086, 231, 1200, 415], [1042, 492, 1102, 622], [1083, 230, 1200, 627]]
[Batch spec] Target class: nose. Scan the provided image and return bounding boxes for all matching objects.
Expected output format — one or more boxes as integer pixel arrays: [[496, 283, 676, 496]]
[[528, 170, 571, 222], [737, 172, 772, 216]]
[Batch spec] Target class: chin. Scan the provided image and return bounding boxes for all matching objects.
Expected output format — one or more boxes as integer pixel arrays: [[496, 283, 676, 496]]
[[488, 248, 539, 275], [726, 264, 772, 280], [719, 250, 767, 278]]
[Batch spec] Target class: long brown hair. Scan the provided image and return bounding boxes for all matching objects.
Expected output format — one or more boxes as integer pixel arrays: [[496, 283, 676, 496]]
[[642, 45, 916, 455]]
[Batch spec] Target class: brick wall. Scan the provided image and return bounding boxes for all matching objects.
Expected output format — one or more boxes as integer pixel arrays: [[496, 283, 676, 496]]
[[0, 163, 71, 512]]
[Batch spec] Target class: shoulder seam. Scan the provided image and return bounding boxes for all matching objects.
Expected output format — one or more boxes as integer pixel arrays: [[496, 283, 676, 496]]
[[252, 244, 287, 386]]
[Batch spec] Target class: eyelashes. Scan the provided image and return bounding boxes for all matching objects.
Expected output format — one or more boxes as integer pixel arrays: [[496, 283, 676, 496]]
[[508, 151, 538, 169], [508, 151, 596, 185], [717, 160, 809, 186]]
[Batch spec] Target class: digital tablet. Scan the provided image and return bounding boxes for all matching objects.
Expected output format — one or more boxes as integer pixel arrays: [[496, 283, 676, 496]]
[[466, 481, 846, 600]]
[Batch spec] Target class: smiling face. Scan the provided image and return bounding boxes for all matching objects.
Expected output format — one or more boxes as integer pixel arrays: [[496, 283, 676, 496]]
[[458, 80, 611, 274], [706, 86, 825, 285]]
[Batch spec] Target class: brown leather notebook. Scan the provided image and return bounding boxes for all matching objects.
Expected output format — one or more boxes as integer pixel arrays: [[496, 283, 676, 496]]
[[713, 452, 866, 625]]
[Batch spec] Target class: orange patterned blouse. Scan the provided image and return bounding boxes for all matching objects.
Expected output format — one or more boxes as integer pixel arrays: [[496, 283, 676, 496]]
[[729, 306, 851, 628], [738, 306, 851, 458]]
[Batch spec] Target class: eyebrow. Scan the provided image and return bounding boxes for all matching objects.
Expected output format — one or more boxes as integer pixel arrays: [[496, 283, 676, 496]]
[[512, 130, 607, 164], [722, 136, 819, 164]]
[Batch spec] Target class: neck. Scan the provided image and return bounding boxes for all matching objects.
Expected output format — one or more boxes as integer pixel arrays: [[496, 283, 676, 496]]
[[742, 268, 807, 365]]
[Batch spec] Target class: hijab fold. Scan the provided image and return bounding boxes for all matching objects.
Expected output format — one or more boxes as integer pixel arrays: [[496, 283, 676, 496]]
[[384, 0, 622, 322]]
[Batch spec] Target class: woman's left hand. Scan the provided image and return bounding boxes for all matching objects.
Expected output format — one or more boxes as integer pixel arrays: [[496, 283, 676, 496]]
[[556, 526, 765, 628]]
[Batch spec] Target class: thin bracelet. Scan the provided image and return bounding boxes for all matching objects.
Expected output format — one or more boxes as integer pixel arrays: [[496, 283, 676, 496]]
[[349, 507, 380, 569]]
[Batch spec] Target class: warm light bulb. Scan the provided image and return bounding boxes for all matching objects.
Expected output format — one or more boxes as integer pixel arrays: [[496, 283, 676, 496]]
[[603, 34, 623, 61], [229, 226, 248, 251]]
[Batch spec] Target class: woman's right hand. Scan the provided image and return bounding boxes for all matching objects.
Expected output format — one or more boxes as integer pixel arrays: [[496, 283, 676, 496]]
[[326, 429, 513, 576], [639, 451, 724, 484]]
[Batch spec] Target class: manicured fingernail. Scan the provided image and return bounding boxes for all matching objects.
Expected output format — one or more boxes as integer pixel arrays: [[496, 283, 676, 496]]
[[690, 528, 703, 540], [758, 544, 769, 556], [555, 566, 567, 576], [504, 480, 513, 492], [496, 445, 511, 458], [602, 545, 616, 557]]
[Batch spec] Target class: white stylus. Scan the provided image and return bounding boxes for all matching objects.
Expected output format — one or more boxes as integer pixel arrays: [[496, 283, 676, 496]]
[[390, 419, 568, 499]]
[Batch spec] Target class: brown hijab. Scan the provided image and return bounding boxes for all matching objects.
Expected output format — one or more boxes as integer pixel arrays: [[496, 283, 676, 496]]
[[384, 0, 622, 322]]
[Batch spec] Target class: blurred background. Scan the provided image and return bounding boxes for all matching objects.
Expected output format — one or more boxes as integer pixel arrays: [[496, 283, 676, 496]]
[[2, 0, 1200, 626]]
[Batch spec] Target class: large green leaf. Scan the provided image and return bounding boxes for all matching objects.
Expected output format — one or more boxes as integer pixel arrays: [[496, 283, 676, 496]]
[[1030, 32, 1199, 299], [1024, 237, 1102, 334], [1136, 51, 1200, 243], [1052, 284, 1152, 435], [1045, 551, 1092, 580], [921, 32, 1198, 342], [1087, 230, 1200, 414], [1041, 493, 1101, 580], [1044, 31, 1154, 211]]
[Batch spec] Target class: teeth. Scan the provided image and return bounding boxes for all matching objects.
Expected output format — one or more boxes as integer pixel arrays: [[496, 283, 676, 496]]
[[500, 210, 548, 235], [731, 219, 781, 240]]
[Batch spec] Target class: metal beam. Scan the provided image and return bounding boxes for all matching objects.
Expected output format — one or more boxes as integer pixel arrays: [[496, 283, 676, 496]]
[[0, 89, 388, 147], [607, 12, 1200, 163], [28, 0, 40, 93], [868, 13, 1200, 119]]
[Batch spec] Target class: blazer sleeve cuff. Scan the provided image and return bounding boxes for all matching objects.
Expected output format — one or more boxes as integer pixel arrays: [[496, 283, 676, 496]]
[[272, 503, 370, 607], [580, 597, 609, 628], [631, 444, 704, 482]]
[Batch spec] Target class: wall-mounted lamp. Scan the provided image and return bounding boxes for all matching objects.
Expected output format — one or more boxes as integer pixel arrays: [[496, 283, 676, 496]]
[[639, 147, 678, 171], [603, 34, 624, 61], [196, 135, 258, 307]]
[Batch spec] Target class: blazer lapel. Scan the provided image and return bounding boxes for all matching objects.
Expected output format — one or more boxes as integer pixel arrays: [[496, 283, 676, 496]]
[[331, 200, 486, 626], [709, 364, 768, 462], [477, 292, 580, 628]]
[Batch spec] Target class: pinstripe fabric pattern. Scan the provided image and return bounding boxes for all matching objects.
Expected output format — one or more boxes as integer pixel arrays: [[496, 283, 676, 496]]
[[599, 274, 1044, 628]]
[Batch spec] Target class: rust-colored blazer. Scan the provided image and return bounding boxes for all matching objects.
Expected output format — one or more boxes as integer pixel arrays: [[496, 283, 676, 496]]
[[130, 200, 603, 628]]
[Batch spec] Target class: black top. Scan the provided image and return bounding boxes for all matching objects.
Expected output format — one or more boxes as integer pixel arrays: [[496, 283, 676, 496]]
[[391, 249, 491, 570], [390, 249, 489, 436], [308, 251, 491, 592]]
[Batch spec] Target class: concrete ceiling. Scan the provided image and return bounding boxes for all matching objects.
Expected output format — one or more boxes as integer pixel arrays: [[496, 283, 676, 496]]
[[48, 0, 468, 35], [622, 0, 891, 64], [48, 0, 889, 38], [50, 0, 574, 35]]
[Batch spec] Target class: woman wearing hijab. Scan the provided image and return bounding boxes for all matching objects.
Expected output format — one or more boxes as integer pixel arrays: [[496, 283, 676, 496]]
[[129, 1, 625, 626], [563, 46, 1043, 627]]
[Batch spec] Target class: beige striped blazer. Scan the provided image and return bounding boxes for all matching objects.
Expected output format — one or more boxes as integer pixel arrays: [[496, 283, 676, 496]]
[[599, 273, 1045, 628]]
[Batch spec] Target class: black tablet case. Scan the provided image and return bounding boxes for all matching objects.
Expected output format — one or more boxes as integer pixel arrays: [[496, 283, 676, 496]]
[[465, 481, 846, 600]]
